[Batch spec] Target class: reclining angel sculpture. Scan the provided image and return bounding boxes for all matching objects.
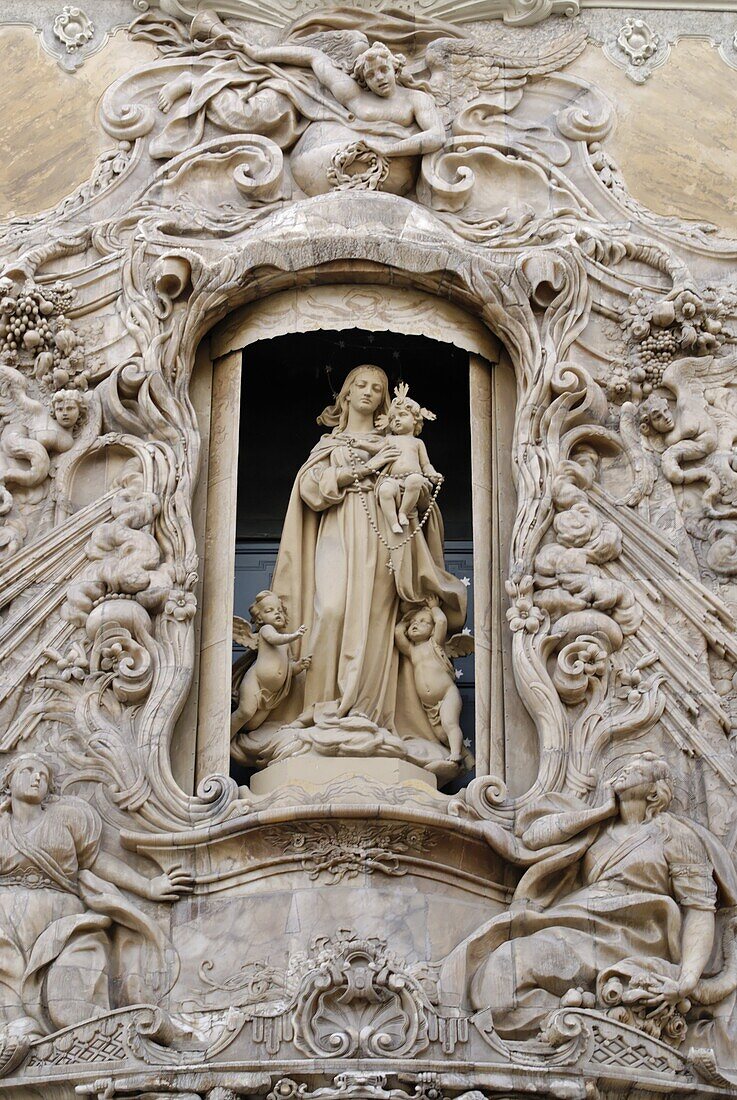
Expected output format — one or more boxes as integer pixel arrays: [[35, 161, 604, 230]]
[[152, 10, 445, 197]]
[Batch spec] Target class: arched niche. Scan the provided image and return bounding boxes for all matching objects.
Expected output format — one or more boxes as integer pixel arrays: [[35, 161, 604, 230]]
[[172, 282, 537, 798]]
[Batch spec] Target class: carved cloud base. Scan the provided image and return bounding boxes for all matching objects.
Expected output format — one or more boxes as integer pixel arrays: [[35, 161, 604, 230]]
[[235, 716, 469, 786]]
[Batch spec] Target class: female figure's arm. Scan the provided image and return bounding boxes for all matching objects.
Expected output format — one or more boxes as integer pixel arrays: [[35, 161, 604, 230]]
[[520, 792, 617, 851], [669, 826, 718, 996], [678, 909, 716, 995], [638, 829, 718, 1006], [301, 443, 402, 503], [243, 42, 359, 106], [91, 850, 193, 902]]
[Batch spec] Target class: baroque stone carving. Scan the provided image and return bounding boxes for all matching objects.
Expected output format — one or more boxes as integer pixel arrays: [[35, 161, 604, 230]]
[[0, 754, 191, 1046], [264, 821, 439, 881], [1, 1, 737, 1095], [443, 754, 737, 1062], [53, 5, 94, 52], [583, 8, 737, 82]]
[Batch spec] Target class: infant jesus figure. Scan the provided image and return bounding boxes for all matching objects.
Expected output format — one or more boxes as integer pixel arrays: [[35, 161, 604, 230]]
[[375, 383, 442, 535]]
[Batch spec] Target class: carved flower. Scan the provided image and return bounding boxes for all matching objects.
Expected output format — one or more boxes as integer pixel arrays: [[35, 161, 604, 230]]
[[554, 635, 608, 704], [606, 365, 631, 403], [662, 1011, 688, 1045], [164, 589, 196, 622], [506, 596, 544, 635], [553, 502, 600, 548], [57, 642, 89, 682], [672, 289, 702, 324], [573, 640, 606, 678], [630, 320, 650, 342]]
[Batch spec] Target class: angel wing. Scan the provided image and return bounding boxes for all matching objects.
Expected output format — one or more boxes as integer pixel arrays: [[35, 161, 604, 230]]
[[232, 615, 258, 650], [0, 364, 44, 427], [293, 30, 370, 72], [662, 353, 737, 396], [446, 632, 475, 660], [617, 401, 657, 505]]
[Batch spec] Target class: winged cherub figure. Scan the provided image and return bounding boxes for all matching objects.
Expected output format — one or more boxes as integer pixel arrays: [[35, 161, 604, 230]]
[[394, 595, 474, 763], [231, 590, 311, 736], [153, 13, 445, 196]]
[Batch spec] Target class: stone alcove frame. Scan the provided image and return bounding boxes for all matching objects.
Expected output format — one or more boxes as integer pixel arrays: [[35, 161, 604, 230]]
[[174, 281, 537, 793], [95, 195, 605, 829], [3, 5, 729, 838]]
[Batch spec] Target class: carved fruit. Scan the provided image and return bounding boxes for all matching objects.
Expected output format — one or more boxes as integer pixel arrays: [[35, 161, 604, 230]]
[[34, 351, 54, 377], [22, 329, 41, 350], [650, 301, 675, 327], [54, 327, 76, 354]]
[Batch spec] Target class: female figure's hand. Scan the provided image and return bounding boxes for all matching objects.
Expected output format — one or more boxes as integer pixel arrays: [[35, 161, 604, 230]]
[[146, 864, 194, 902], [366, 444, 401, 471]]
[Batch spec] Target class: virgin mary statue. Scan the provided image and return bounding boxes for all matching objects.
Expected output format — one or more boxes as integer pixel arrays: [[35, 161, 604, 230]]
[[231, 364, 469, 774]]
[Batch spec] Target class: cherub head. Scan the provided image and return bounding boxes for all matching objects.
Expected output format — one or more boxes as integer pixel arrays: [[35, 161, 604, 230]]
[[249, 590, 288, 631], [404, 606, 435, 644], [51, 388, 85, 431], [383, 383, 436, 438], [352, 42, 406, 97], [638, 394, 674, 436]]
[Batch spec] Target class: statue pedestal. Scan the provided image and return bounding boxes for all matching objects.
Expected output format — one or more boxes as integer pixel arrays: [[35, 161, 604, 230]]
[[248, 755, 438, 795]]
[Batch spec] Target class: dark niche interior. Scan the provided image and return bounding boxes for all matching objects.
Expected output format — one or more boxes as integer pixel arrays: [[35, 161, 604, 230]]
[[232, 328, 474, 791], [236, 329, 472, 541]]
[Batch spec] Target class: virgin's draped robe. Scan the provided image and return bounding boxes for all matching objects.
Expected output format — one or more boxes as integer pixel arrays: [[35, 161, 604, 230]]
[[268, 431, 466, 739]]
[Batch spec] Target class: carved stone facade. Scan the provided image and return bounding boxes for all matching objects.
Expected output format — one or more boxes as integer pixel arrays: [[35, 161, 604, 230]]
[[1, 0, 737, 1097]]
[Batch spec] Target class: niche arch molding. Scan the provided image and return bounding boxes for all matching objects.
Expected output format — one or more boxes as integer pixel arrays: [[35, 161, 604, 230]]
[[100, 189, 596, 828]]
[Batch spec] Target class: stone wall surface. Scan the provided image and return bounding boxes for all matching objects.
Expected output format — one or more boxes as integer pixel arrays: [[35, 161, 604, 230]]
[[0, 1, 736, 1098]]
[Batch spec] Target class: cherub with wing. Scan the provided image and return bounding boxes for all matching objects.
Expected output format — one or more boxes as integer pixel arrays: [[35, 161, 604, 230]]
[[231, 590, 311, 737], [638, 354, 737, 514], [153, 12, 445, 194], [394, 594, 474, 763], [0, 365, 83, 513]]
